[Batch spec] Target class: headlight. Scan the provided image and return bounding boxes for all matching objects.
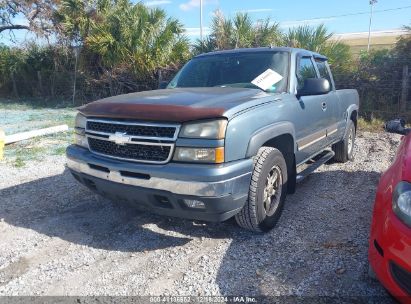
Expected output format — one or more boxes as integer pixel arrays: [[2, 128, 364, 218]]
[[173, 147, 224, 164], [179, 119, 227, 139], [75, 113, 87, 129], [74, 113, 88, 148], [393, 181, 411, 227]]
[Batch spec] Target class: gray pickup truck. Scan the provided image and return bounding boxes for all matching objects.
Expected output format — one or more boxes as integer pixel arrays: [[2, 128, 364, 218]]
[[67, 47, 359, 232]]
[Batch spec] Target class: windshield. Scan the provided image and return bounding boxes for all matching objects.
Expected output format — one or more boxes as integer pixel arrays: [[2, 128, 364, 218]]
[[168, 51, 289, 93]]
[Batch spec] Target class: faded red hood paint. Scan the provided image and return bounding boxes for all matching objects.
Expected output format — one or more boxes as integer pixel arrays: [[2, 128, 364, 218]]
[[79, 87, 268, 122]]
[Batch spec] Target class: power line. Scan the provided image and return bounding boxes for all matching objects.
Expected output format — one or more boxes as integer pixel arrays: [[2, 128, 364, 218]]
[[286, 5, 411, 23]]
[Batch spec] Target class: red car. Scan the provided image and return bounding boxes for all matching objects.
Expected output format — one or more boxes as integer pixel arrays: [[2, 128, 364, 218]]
[[369, 119, 411, 303]]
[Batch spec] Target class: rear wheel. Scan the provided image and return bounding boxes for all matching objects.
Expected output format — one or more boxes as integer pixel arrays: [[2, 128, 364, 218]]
[[235, 147, 288, 232], [333, 120, 356, 163]]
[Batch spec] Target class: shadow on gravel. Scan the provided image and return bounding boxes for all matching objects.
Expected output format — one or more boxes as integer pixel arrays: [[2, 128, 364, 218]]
[[0, 167, 393, 300], [0, 169, 241, 252], [214, 168, 394, 301]]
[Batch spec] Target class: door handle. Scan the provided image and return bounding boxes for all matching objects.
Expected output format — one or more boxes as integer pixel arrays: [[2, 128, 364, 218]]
[[321, 102, 327, 111]]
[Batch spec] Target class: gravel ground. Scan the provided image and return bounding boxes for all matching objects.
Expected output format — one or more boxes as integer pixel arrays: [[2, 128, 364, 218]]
[[0, 131, 402, 300]]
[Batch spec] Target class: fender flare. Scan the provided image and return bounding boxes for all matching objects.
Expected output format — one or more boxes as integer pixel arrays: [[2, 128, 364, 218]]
[[344, 104, 359, 136], [245, 122, 296, 158], [346, 104, 359, 120]]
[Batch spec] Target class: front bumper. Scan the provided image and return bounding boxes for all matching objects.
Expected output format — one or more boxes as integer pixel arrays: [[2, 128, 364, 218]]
[[369, 208, 411, 301], [66, 145, 253, 222]]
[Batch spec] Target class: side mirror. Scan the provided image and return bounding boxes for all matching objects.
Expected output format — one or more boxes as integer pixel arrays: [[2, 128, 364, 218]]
[[158, 81, 169, 89], [385, 119, 408, 135], [297, 78, 330, 97]]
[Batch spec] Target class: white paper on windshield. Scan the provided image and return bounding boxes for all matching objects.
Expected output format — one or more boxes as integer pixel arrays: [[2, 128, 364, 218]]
[[251, 69, 283, 91]]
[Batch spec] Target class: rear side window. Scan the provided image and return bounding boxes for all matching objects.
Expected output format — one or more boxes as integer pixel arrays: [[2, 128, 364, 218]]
[[296, 57, 317, 90], [315, 59, 334, 90]]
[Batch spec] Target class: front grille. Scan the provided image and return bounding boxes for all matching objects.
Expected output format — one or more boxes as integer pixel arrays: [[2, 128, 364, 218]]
[[390, 261, 411, 295], [88, 137, 172, 163], [87, 121, 176, 139], [85, 119, 179, 164]]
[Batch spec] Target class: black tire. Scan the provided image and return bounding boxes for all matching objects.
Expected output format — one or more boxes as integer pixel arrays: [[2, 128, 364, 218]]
[[235, 147, 288, 232], [332, 120, 356, 163]]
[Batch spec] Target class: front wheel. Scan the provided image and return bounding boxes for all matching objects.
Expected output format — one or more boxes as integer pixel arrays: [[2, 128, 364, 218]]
[[235, 147, 288, 232], [332, 120, 356, 163]]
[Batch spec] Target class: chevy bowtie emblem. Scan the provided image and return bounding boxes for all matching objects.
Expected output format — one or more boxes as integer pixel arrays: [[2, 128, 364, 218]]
[[109, 132, 131, 145]]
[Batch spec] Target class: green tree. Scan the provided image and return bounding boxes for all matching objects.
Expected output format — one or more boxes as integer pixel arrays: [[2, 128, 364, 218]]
[[0, 45, 25, 96], [83, 1, 190, 75], [193, 10, 282, 54], [54, 0, 190, 93], [283, 25, 352, 75], [393, 25, 411, 60], [0, 0, 57, 36], [54, 0, 97, 45]]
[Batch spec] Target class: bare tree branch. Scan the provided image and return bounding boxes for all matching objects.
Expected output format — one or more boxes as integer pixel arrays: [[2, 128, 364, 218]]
[[0, 24, 30, 33], [0, 0, 57, 38]]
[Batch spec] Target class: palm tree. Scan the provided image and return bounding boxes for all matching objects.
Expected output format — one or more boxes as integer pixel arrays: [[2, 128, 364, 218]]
[[283, 24, 332, 52], [210, 10, 234, 50], [55, 0, 96, 45], [193, 10, 282, 54], [192, 36, 217, 54], [394, 24, 411, 60], [283, 24, 352, 74], [54, 0, 190, 96], [58, 0, 190, 78], [253, 18, 282, 48], [233, 13, 253, 48]]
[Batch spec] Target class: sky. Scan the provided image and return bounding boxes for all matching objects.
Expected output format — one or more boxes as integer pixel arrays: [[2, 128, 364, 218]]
[[144, 0, 411, 38], [1, 0, 411, 44]]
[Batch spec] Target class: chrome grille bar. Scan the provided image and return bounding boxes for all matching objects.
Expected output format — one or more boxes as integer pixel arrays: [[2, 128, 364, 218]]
[[85, 119, 180, 164], [86, 118, 180, 141]]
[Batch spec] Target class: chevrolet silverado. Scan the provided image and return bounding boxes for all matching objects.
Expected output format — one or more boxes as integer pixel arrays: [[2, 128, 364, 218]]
[[66, 47, 359, 232]]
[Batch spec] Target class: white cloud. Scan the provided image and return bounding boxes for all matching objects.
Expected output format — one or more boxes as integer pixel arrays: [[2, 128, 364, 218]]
[[184, 27, 211, 37], [179, 0, 218, 11], [280, 18, 335, 29], [236, 8, 273, 14], [144, 0, 172, 6]]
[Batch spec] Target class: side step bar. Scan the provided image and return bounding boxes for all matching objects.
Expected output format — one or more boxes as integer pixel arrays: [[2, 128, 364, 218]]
[[296, 150, 335, 183]]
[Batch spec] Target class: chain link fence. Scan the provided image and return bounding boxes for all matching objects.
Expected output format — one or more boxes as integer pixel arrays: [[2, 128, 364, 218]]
[[0, 67, 170, 106], [334, 59, 410, 121], [1, 62, 410, 122]]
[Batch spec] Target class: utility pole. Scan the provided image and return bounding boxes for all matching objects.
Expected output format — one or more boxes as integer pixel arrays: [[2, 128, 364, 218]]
[[72, 46, 81, 105], [200, 0, 203, 44], [367, 0, 378, 52]]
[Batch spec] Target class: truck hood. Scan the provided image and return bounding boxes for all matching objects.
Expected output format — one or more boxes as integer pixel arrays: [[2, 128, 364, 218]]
[[79, 87, 274, 122]]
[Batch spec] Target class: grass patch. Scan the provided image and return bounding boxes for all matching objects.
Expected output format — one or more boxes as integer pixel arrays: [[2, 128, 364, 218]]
[[0, 100, 77, 167], [5, 138, 70, 167], [4, 138, 61, 167], [0, 98, 77, 110], [14, 145, 48, 161], [13, 157, 26, 168], [357, 117, 385, 133], [1, 103, 76, 134], [53, 146, 67, 156]]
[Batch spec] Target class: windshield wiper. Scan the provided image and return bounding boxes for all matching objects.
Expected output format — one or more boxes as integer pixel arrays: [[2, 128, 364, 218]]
[[214, 83, 267, 92]]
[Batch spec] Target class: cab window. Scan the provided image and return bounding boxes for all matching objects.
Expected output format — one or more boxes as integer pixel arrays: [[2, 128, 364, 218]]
[[296, 57, 317, 90], [315, 59, 334, 90]]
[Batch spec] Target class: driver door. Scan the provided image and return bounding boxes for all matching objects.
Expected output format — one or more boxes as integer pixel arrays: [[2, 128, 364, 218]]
[[294, 55, 329, 162]]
